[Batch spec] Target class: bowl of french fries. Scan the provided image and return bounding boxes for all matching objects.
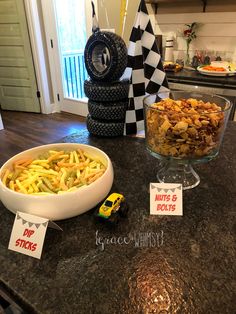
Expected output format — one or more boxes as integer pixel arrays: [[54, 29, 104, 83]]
[[144, 91, 231, 189], [0, 143, 114, 220]]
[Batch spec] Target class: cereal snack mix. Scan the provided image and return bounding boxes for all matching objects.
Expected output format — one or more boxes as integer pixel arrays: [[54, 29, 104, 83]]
[[145, 97, 225, 159]]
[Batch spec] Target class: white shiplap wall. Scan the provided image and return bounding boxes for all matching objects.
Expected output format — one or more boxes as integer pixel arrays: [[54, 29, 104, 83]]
[[153, 12, 236, 62]]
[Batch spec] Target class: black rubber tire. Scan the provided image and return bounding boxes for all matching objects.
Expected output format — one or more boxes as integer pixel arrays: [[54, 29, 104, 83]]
[[84, 79, 129, 102], [86, 115, 124, 137], [84, 31, 127, 82], [88, 100, 128, 121], [109, 213, 119, 225]]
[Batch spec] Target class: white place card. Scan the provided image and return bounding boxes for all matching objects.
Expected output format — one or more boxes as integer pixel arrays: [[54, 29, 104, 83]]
[[8, 212, 49, 259], [150, 183, 183, 216]]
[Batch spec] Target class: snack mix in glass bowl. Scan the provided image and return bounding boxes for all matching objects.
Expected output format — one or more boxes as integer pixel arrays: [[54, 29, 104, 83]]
[[144, 91, 232, 189]]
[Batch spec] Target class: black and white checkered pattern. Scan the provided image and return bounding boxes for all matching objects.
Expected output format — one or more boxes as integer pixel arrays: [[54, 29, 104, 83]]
[[124, 0, 169, 135], [91, 1, 99, 33]]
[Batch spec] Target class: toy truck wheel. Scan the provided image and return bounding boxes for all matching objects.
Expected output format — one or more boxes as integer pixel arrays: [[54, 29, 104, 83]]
[[88, 100, 128, 121], [84, 79, 129, 102], [109, 213, 119, 224], [86, 115, 124, 137], [119, 202, 128, 217], [84, 31, 127, 82]]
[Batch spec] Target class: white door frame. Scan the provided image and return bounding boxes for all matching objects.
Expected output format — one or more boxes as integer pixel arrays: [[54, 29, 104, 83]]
[[24, 0, 97, 115], [24, 0, 54, 114], [0, 114, 3, 130], [40, 0, 97, 116], [40, 0, 61, 114]]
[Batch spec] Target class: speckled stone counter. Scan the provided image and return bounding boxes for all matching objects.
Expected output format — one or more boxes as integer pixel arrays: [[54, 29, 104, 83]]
[[0, 123, 235, 314]]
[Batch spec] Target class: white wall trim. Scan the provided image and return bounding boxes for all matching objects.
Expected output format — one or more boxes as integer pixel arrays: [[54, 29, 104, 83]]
[[0, 113, 4, 130], [41, 0, 97, 117], [60, 99, 89, 116], [40, 0, 61, 113], [25, 0, 98, 117], [85, 0, 98, 38], [24, 0, 54, 114]]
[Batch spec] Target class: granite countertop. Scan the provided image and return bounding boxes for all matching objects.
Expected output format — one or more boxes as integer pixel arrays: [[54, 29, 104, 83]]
[[0, 123, 235, 314], [166, 69, 236, 88]]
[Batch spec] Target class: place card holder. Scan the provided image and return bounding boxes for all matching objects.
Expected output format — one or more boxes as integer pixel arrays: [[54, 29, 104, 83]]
[[8, 211, 62, 259]]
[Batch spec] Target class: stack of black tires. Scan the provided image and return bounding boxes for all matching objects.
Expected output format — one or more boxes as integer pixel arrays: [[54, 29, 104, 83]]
[[84, 31, 129, 137]]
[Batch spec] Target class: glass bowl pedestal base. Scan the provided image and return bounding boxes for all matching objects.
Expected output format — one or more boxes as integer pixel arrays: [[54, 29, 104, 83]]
[[157, 160, 200, 190]]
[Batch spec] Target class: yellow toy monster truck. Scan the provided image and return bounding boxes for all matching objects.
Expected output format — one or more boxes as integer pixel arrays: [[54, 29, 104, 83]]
[[96, 193, 128, 223]]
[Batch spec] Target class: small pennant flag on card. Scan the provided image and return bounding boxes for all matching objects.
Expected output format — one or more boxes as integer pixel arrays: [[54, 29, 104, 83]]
[[124, 0, 169, 135]]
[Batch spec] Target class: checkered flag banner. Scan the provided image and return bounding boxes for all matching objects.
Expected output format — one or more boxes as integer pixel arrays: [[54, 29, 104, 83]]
[[91, 1, 99, 33], [124, 0, 169, 135]]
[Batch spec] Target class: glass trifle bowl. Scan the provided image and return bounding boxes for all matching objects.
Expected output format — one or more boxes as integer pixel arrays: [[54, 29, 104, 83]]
[[144, 91, 232, 190]]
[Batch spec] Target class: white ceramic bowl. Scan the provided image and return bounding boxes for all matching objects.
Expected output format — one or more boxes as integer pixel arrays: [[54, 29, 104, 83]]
[[0, 143, 114, 220]]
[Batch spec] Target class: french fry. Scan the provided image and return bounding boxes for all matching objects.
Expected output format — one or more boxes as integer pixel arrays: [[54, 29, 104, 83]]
[[85, 170, 104, 179], [88, 172, 104, 184], [47, 151, 64, 162], [41, 163, 50, 169], [42, 177, 55, 191], [21, 159, 33, 167], [67, 177, 74, 189], [76, 169, 81, 179], [14, 158, 32, 167], [60, 168, 68, 191], [2, 169, 10, 186], [28, 185, 34, 194], [32, 159, 49, 164], [73, 151, 79, 163], [11, 169, 21, 181], [38, 182, 54, 194], [1, 148, 106, 195], [32, 182, 39, 193], [31, 192, 52, 196], [15, 180, 28, 194], [28, 165, 44, 170], [57, 162, 77, 167], [9, 180, 15, 191], [77, 148, 86, 162], [21, 174, 38, 188], [69, 152, 74, 164], [15, 165, 27, 170]]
